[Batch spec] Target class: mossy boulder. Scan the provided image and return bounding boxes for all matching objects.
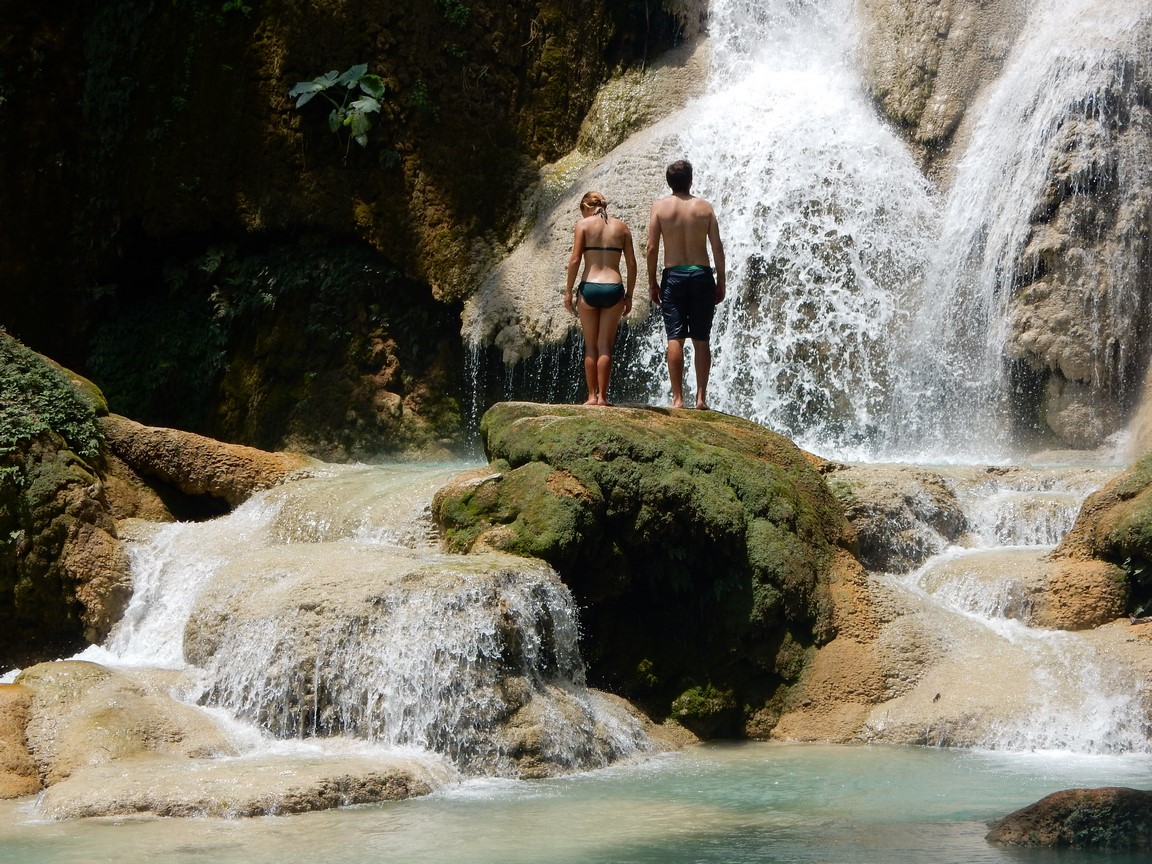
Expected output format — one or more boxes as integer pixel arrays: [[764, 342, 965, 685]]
[[1052, 449, 1152, 622], [987, 787, 1152, 850], [0, 333, 131, 668], [433, 402, 856, 735]]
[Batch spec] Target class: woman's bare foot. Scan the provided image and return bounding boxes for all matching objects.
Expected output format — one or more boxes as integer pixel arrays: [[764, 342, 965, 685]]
[[584, 396, 599, 405], [597, 397, 614, 407]]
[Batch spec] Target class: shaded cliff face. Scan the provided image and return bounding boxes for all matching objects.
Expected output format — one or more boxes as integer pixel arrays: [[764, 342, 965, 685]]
[[0, 1, 679, 455]]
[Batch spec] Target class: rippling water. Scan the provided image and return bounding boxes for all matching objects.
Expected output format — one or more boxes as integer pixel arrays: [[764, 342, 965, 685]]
[[4, 743, 1151, 863]]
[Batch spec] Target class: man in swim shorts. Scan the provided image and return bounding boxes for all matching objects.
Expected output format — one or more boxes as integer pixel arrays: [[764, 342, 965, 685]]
[[646, 159, 726, 409]]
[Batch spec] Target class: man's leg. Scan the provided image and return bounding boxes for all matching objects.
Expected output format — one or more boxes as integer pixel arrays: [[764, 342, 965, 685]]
[[692, 339, 712, 409], [667, 338, 686, 408]]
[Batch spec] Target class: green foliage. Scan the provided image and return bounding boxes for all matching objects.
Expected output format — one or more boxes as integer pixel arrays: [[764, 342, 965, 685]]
[[0, 335, 103, 464], [86, 242, 417, 434], [671, 683, 738, 738], [289, 63, 385, 150], [436, 0, 470, 27], [87, 287, 228, 430], [221, 0, 252, 15], [409, 78, 439, 120]]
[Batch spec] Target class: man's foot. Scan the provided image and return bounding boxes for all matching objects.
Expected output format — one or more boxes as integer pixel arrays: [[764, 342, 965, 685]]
[[670, 397, 685, 408], [695, 401, 709, 411], [584, 396, 599, 405]]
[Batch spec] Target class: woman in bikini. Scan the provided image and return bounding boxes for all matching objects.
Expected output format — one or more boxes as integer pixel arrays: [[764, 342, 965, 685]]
[[564, 191, 637, 406]]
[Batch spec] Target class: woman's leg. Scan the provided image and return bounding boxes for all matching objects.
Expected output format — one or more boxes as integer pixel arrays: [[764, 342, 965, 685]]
[[594, 302, 627, 406], [577, 299, 602, 404]]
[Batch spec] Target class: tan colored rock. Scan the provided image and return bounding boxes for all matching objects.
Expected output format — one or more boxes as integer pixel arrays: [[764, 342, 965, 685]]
[[824, 463, 967, 573], [17, 661, 236, 787], [99, 450, 174, 522], [35, 753, 440, 820], [858, 0, 1029, 169], [1037, 558, 1127, 631], [0, 684, 40, 799], [99, 414, 317, 507]]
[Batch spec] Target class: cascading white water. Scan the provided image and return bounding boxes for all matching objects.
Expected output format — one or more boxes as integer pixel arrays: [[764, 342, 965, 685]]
[[634, 0, 938, 459], [88, 464, 654, 778], [887, 0, 1152, 460], [899, 468, 1150, 753], [474, 0, 1148, 462]]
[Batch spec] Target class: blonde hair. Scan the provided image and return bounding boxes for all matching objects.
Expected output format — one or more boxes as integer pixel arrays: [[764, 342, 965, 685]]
[[580, 191, 609, 220]]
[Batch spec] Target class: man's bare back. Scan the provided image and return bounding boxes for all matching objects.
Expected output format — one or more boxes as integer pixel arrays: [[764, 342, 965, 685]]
[[646, 193, 726, 302]]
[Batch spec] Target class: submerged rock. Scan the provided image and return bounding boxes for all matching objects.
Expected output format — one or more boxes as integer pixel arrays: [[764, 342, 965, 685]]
[[986, 787, 1152, 850]]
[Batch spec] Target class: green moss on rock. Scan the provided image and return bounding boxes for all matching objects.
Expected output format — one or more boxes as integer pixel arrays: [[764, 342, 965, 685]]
[[433, 401, 855, 735]]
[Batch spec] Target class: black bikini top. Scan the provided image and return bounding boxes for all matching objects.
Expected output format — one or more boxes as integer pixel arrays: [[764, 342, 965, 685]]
[[585, 245, 623, 253]]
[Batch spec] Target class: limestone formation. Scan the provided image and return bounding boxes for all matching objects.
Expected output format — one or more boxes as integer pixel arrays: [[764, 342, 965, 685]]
[[99, 414, 317, 509], [858, 0, 1030, 171], [183, 541, 661, 779], [35, 755, 440, 820], [861, 1, 1152, 449], [987, 787, 1152, 850], [433, 401, 856, 736], [823, 463, 967, 572], [1050, 449, 1152, 625], [0, 684, 39, 799]]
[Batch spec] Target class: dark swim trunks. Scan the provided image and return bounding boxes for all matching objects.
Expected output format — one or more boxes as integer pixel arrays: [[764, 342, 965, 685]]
[[660, 266, 716, 340], [578, 281, 626, 309]]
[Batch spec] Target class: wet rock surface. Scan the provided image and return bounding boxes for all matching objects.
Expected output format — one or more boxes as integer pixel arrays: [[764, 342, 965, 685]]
[[987, 786, 1152, 850]]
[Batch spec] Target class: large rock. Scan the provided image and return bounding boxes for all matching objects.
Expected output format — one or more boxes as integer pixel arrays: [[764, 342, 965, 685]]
[[1050, 450, 1152, 625], [184, 541, 663, 779], [432, 402, 856, 736], [859, 0, 1028, 169], [824, 463, 967, 573], [1, 334, 132, 666], [10, 661, 443, 818], [0, 684, 39, 799], [99, 414, 316, 509], [987, 787, 1152, 850], [35, 753, 439, 820], [17, 661, 236, 787]]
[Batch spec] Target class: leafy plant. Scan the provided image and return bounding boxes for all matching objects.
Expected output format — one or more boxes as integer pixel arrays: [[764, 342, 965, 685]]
[[0, 334, 103, 464], [289, 64, 385, 151], [436, 0, 470, 27]]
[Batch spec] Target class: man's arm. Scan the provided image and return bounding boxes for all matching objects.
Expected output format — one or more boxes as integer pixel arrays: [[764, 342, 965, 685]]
[[646, 203, 661, 305], [708, 211, 726, 303]]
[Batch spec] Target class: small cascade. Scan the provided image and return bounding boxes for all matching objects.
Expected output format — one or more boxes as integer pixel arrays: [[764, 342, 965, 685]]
[[96, 465, 655, 778], [887, 466, 1151, 753]]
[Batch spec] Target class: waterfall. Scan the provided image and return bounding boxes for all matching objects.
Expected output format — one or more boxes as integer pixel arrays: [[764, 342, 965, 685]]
[[893, 467, 1150, 753], [887, 0, 1152, 459], [470, 0, 1150, 463], [638, 0, 937, 460], [90, 465, 655, 777]]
